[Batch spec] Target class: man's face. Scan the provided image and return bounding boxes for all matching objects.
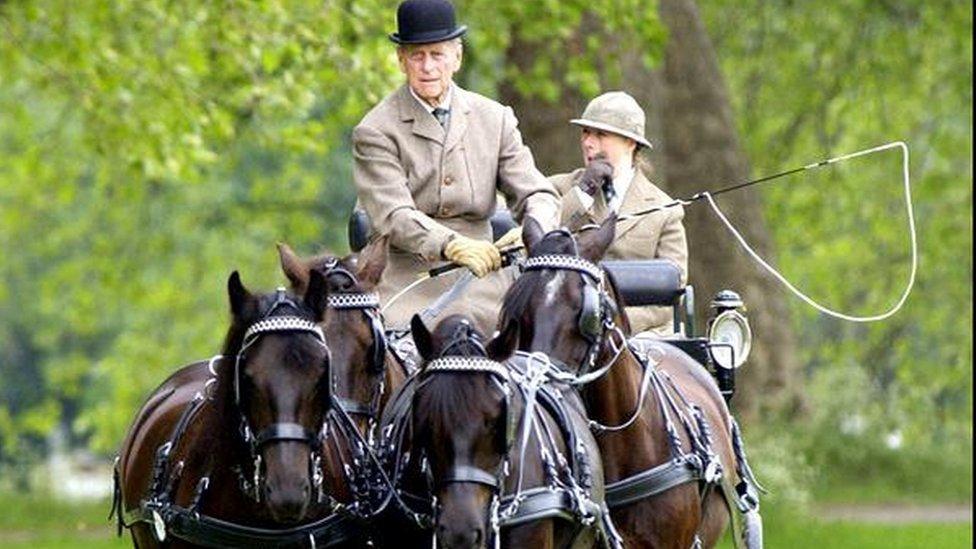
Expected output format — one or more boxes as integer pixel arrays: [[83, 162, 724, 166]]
[[580, 128, 637, 171], [398, 41, 462, 107]]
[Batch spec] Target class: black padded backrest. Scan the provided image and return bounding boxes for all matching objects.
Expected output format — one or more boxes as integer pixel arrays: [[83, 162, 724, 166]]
[[348, 209, 372, 252], [347, 208, 519, 252], [601, 259, 684, 307], [489, 209, 518, 240]]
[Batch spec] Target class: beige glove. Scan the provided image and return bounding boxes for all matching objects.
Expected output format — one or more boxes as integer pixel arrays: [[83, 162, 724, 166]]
[[444, 235, 502, 277], [493, 227, 523, 250]]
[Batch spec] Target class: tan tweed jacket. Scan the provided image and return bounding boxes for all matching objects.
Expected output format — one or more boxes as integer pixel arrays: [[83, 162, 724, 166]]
[[551, 168, 688, 334], [353, 84, 559, 332]]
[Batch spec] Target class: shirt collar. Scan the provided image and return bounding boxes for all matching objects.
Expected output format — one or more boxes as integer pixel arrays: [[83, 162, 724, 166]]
[[409, 82, 454, 114], [609, 164, 635, 212]]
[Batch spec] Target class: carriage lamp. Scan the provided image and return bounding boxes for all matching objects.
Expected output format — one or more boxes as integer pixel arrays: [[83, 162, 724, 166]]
[[707, 290, 751, 403]]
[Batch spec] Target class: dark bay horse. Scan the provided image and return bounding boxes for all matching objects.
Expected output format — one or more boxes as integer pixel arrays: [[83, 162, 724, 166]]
[[278, 239, 410, 515], [277, 237, 408, 435], [386, 314, 616, 549], [115, 238, 407, 546], [496, 216, 762, 549], [116, 271, 335, 547]]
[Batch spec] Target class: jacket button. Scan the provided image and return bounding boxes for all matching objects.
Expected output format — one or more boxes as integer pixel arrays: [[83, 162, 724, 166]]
[[440, 206, 451, 216], [443, 176, 453, 186]]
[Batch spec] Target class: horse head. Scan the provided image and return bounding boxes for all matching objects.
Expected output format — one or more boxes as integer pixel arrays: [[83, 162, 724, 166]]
[[278, 236, 391, 433], [223, 271, 331, 524], [410, 314, 518, 549], [498, 215, 625, 376]]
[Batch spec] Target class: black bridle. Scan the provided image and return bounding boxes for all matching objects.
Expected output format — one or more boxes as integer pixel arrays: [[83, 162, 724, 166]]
[[521, 253, 617, 377], [310, 259, 403, 519], [417, 321, 516, 494], [233, 289, 330, 501], [409, 322, 618, 548], [318, 258, 389, 421], [417, 350, 515, 549]]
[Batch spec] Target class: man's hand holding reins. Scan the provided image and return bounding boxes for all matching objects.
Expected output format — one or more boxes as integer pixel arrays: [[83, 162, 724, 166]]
[[444, 235, 502, 277]]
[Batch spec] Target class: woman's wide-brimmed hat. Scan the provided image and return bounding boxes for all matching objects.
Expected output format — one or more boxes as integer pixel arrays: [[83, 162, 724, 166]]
[[389, 0, 468, 45], [570, 91, 653, 149]]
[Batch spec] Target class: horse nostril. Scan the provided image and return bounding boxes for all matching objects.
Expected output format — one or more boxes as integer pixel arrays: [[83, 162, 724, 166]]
[[472, 527, 483, 547]]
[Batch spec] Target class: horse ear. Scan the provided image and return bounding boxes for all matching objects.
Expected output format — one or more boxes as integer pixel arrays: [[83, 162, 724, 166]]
[[411, 314, 435, 362], [522, 217, 545, 254], [277, 242, 310, 296], [228, 271, 252, 317], [487, 318, 519, 362], [578, 213, 616, 262], [304, 269, 330, 321], [356, 234, 390, 290]]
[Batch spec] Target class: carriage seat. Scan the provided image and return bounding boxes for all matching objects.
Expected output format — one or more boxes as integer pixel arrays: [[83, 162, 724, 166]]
[[600, 260, 684, 307], [347, 208, 519, 252]]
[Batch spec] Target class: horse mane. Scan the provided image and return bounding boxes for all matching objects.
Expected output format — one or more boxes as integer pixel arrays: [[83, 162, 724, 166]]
[[497, 233, 577, 331], [308, 253, 361, 293], [415, 374, 495, 436], [415, 315, 501, 446]]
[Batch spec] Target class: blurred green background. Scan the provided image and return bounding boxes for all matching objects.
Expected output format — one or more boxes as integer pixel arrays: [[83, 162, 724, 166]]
[[0, 0, 970, 546]]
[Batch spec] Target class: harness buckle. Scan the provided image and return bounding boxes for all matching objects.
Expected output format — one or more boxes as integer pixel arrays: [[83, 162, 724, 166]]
[[703, 458, 723, 484], [151, 509, 167, 542], [735, 480, 761, 512]]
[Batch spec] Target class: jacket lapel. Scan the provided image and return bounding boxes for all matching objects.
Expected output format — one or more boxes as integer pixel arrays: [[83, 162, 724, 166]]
[[616, 171, 658, 238], [397, 85, 444, 144], [444, 87, 470, 153]]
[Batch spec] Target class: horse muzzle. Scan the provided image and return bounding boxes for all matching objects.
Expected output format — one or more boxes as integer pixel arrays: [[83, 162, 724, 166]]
[[435, 483, 493, 549], [261, 441, 313, 524]]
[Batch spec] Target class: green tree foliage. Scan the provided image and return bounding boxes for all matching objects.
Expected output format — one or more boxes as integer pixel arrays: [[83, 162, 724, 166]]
[[0, 1, 664, 456], [702, 0, 972, 484]]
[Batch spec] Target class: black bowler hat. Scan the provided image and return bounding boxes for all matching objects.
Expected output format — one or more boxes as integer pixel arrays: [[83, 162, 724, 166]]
[[389, 0, 467, 45]]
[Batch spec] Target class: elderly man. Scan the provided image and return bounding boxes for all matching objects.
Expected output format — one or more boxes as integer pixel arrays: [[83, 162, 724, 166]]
[[550, 91, 689, 335], [353, 0, 559, 333]]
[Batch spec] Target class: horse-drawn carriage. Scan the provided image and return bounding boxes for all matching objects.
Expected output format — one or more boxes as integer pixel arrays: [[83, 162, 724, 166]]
[[111, 213, 764, 548]]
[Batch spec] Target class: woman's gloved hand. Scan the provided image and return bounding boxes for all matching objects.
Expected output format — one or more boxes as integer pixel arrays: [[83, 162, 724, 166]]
[[492, 227, 523, 250], [577, 155, 614, 197], [444, 235, 502, 277]]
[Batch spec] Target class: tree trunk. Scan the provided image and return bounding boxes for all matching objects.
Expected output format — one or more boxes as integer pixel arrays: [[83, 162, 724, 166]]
[[655, 0, 800, 419], [500, 0, 802, 420]]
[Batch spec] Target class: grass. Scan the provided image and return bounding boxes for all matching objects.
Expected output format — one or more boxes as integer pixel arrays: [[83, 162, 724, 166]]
[[808, 443, 974, 505], [0, 493, 127, 549], [718, 504, 973, 549], [0, 492, 970, 548]]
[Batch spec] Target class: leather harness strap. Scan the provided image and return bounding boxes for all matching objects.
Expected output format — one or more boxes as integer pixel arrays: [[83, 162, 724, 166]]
[[127, 503, 361, 548], [399, 485, 602, 530], [604, 458, 703, 509], [441, 464, 501, 489]]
